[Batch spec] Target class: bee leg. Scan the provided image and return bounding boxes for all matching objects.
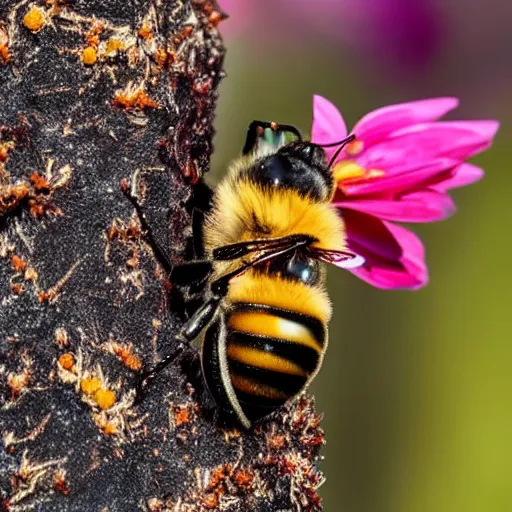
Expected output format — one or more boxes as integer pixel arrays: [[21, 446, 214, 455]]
[[190, 179, 214, 213], [137, 252, 262, 400], [136, 297, 221, 400], [191, 207, 207, 259], [184, 180, 213, 260], [120, 179, 173, 277], [169, 260, 212, 288], [137, 239, 310, 400]]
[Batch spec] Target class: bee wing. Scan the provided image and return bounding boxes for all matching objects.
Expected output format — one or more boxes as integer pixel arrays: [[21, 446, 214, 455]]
[[307, 247, 365, 269], [213, 234, 316, 261], [254, 129, 287, 158]]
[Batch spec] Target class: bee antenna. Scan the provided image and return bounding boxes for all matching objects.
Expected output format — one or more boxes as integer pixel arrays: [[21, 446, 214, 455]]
[[318, 134, 356, 168]]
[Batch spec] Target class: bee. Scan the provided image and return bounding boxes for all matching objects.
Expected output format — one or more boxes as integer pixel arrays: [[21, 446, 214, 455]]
[[125, 121, 363, 428]]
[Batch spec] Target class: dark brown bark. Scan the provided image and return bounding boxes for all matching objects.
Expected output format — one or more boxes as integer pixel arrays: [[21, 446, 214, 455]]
[[0, 1, 324, 510]]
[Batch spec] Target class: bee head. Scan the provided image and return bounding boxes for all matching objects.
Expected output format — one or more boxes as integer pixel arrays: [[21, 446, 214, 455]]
[[247, 141, 334, 201]]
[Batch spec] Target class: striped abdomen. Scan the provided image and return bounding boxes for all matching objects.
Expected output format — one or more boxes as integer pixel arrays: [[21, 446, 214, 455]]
[[225, 302, 326, 410]]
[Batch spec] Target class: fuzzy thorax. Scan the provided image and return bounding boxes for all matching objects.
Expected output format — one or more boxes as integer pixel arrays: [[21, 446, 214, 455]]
[[204, 167, 346, 256]]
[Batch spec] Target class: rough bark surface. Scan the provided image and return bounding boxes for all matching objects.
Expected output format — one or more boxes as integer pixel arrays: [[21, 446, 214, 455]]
[[0, 1, 325, 511]]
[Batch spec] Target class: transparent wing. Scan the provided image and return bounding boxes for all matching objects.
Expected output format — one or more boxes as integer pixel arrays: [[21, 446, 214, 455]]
[[213, 234, 316, 261], [306, 247, 365, 269]]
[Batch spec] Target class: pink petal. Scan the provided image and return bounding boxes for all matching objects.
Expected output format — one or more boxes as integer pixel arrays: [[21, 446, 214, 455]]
[[354, 122, 496, 176], [335, 189, 456, 223], [312, 95, 348, 161], [432, 163, 484, 192], [353, 97, 459, 146], [340, 209, 428, 290], [443, 120, 500, 141], [388, 120, 500, 160], [340, 158, 457, 197]]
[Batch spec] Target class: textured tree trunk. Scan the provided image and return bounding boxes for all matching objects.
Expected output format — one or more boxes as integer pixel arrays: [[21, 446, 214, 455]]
[[0, 1, 324, 510]]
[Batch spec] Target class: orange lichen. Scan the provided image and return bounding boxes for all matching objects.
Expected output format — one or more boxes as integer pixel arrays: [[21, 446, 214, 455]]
[[8, 370, 31, 399], [113, 83, 161, 111], [10, 283, 24, 294], [80, 377, 101, 396], [262, 452, 324, 510], [0, 142, 14, 161], [101, 420, 119, 435], [36, 289, 52, 303], [23, 6, 46, 32], [54, 470, 70, 495], [267, 433, 286, 450], [37, 290, 52, 302], [81, 46, 97, 65], [233, 470, 254, 489], [107, 216, 142, 241], [45, 0, 67, 14], [172, 403, 200, 430], [207, 464, 231, 490], [182, 26, 193, 36], [191, 463, 258, 509], [174, 406, 191, 427], [0, 44, 10, 64], [86, 22, 103, 47], [0, 162, 69, 218], [94, 388, 116, 409], [154, 47, 167, 67], [208, 10, 223, 27], [30, 172, 50, 192], [202, 493, 219, 509], [58, 353, 74, 371], [105, 38, 125, 55], [92, 412, 125, 437], [174, 25, 193, 44], [152, 47, 175, 69], [138, 22, 152, 39], [111, 343, 142, 371], [11, 255, 27, 272], [125, 250, 139, 268], [301, 431, 324, 447], [0, 183, 29, 214], [0, 26, 10, 64]]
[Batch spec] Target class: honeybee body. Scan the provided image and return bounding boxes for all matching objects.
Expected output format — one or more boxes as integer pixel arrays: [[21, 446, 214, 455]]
[[133, 123, 359, 428], [200, 141, 346, 427]]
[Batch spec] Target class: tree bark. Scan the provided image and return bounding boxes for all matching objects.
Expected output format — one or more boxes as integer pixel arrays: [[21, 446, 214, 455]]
[[0, 1, 325, 510]]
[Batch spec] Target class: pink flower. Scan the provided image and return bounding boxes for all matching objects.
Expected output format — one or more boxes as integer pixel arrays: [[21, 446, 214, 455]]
[[218, 0, 444, 72], [311, 95, 499, 290]]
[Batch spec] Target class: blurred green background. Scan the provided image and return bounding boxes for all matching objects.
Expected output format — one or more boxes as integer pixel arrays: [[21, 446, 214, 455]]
[[211, 1, 511, 510]]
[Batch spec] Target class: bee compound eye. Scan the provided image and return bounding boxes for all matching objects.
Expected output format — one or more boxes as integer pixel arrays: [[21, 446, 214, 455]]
[[266, 255, 320, 285], [299, 144, 313, 161], [285, 257, 320, 285]]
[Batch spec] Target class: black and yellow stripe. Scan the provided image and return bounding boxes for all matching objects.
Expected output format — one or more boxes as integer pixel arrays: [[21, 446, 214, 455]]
[[225, 303, 325, 409]]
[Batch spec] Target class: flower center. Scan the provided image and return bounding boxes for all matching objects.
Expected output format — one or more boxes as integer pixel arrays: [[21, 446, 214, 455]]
[[345, 139, 364, 156], [332, 160, 385, 189]]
